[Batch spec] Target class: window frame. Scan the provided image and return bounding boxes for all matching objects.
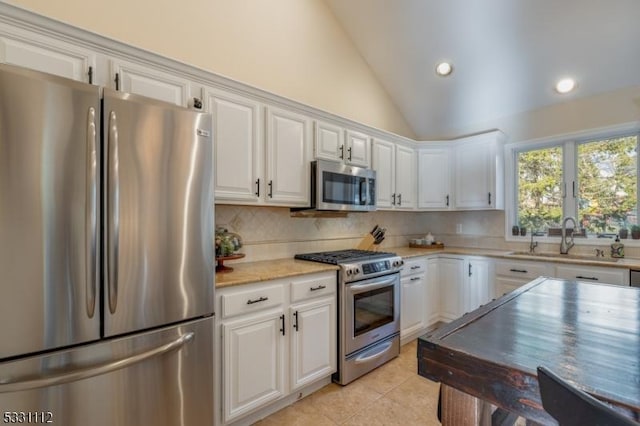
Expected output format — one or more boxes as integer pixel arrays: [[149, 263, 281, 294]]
[[505, 122, 640, 245]]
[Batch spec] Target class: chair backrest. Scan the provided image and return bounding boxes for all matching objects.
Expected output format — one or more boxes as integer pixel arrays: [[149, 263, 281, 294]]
[[537, 366, 638, 426]]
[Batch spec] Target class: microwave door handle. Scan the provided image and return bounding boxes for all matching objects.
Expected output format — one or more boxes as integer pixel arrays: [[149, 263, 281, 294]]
[[359, 180, 367, 205]]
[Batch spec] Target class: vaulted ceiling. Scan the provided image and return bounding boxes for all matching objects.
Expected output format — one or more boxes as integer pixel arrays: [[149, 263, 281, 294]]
[[325, 0, 640, 139]]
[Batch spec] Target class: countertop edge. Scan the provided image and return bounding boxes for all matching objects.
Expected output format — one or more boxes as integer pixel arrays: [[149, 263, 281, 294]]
[[215, 247, 640, 288]]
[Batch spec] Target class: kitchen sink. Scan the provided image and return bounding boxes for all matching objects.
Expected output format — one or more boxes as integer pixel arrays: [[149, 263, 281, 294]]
[[506, 251, 620, 263]]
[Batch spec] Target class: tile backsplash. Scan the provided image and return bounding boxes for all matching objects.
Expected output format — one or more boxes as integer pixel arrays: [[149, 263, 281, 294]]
[[215, 205, 640, 262], [215, 205, 508, 262]]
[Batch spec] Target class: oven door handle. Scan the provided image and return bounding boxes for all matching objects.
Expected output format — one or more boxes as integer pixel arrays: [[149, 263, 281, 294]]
[[349, 277, 397, 293], [354, 339, 394, 364]]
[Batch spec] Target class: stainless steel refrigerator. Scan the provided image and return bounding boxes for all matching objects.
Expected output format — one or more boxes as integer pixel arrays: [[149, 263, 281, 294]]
[[0, 63, 214, 426]]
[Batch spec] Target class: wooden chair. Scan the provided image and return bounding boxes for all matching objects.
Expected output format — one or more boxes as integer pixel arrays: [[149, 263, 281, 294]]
[[537, 366, 638, 426]]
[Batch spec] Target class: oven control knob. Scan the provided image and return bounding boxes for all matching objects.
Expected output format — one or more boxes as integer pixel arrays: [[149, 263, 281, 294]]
[[346, 269, 352, 276], [355, 268, 360, 275]]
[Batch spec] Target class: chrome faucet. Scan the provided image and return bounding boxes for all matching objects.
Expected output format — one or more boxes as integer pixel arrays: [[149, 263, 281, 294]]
[[560, 216, 577, 254]]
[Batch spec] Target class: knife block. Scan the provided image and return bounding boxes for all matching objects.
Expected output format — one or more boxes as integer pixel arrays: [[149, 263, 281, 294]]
[[356, 234, 378, 250]]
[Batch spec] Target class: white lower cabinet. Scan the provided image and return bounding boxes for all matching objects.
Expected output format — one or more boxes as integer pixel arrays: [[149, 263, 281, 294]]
[[554, 264, 628, 286], [400, 257, 428, 340], [438, 256, 492, 322], [494, 259, 553, 296], [217, 272, 336, 424], [290, 296, 336, 389], [438, 257, 465, 322], [464, 257, 493, 312], [223, 310, 286, 422], [425, 258, 441, 325]]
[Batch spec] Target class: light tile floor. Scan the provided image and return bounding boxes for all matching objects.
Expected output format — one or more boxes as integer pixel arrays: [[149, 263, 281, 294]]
[[255, 339, 442, 425]]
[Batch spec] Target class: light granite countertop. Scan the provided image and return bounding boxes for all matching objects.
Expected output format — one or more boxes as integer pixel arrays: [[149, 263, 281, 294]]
[[215, 246, 640, 288], [215, 258, 339, 288]]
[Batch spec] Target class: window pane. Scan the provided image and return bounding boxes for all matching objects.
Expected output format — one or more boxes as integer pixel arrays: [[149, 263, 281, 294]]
[[577, 135, 638, 235], [517, 146, 563, 233]]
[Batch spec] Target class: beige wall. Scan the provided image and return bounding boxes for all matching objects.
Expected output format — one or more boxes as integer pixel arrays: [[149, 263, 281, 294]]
[[7, 0, 416, 138]]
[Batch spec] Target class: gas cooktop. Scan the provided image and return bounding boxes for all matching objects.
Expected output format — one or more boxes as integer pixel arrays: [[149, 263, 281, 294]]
[[294, 249, 398, 265]]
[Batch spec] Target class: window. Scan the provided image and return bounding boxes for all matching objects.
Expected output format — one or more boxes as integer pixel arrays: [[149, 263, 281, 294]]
[[517, 145, 563, 233], [577, 136, 637, 235], [514, 132, 639, 238]]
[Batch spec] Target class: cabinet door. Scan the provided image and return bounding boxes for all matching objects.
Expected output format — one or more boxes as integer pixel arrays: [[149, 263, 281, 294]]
[[401, 273, 426, 338], [207, 88, 262, 202], [345, 129, 371, 167], [554, 265, 627, 286], [223, 310, 285, 423], [290, 297, 336, 389], [454, 140, 493, 209], [265, 106, 311, 206], [372, 138, 395, 208], [110, 59, 192, 106], [395, 145, 416, 209], [426, 258, 440, 326], [418, 148, 451, 209], [314, 120, 344, 162], [0, 28, 95, 82], [465, 258, 492, 312], [438, 258, 465, 321]]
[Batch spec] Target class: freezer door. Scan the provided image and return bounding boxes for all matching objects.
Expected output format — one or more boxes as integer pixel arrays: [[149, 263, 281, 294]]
[[0, 317, 214, 426], [0, 63, 101, 359], [103, 88, 214, 337]]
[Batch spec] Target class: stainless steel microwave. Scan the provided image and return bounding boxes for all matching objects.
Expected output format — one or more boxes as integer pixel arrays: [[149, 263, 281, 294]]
[[310, 160, 376, 211]]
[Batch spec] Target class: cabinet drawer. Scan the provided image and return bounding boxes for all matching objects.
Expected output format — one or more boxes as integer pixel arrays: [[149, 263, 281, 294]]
[[290, 273, 336, 303], [495, 260, 550, 280], [221, 284, 285, 319], [554, 265, 627, 286], [401, 257, 428, 277]]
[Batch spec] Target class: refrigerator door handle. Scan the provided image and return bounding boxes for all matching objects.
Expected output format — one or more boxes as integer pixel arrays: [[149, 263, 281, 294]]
[[107, 110, 120, 315], [86, 106, 98, 319], [0, 332, 194, 394]]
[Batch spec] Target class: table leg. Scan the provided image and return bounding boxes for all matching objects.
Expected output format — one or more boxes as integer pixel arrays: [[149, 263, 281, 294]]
[[440, 384, 492, 426]]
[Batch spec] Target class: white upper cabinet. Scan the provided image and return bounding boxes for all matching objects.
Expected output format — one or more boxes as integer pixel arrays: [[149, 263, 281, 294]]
[[372, 138, 395, 208], [314, 120, 345, 162], [394, 144, 416, 209], [453, 130, 505, 210], [0, 26, 95, 82], [315, 123, 370, 168], [372, 138, 415, 209], [418, 148, 452, 209], [110, 58, 193, 106], [207, 87, 263, 203], [344, 129, 371, 167], [265, 106, 312, 206]]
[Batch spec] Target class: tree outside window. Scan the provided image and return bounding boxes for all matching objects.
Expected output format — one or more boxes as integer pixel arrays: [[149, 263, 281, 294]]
[[515, 134, 638, 238], [577, 136, 637, 235], [517, 146, 563, 233]]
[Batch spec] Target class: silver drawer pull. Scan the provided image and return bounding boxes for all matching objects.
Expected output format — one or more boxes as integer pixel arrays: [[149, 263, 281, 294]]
[[310, 285, 327, 291], [247, 296, 269, 305], [576, 275, 599, 281], [509, 269, 528, 273], [410, 277, 421, 281], [411, 266, 421, 270]]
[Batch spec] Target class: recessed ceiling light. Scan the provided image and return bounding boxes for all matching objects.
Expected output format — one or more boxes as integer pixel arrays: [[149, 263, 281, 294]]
[[435, 62, 453, 77], [555, 78, 576, 94]]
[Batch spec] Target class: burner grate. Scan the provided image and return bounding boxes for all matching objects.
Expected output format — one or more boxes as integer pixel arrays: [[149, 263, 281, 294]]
[[294, 249, 396, 265]]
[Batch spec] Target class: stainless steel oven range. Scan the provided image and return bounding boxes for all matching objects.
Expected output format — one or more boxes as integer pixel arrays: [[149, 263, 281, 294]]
[[294, 249, 404, 385]]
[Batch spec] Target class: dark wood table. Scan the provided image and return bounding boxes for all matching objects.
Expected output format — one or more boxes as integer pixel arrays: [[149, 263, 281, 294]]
[[418, 277, 640, 425]]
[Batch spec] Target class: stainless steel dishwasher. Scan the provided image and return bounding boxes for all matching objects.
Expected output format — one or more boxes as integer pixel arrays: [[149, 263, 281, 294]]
[[630, 270, 640, 288]]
